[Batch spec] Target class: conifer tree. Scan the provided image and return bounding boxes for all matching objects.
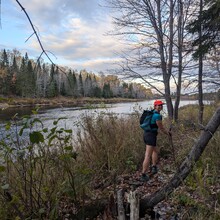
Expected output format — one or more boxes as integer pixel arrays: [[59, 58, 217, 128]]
[[26, 60, 36, 97], [10, 56, 18, 94], [16, 56, 26, 96], [72, 71, 78, 97], [102, 83, 112, 98], [47, 64, 58, 97], [78, 73, 84, 97], [0, 49, 10, 95]]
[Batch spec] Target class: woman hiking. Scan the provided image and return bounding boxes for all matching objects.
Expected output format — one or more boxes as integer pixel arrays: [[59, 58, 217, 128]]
[[141, 100, 171, 182]]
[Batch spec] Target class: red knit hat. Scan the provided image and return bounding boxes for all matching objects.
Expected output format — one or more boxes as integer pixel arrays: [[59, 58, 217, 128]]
[[154, 100, 165, 106]]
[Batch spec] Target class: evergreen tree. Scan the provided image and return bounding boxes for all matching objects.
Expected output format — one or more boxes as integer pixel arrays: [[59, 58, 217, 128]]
[[78, 73, 84, 97], [47, 80, 58, 98], [10, 56, 18, 94], [102, 83, 112, 98], [65, 69, 78, 97], [93, 86, 102, 98], [16, 56, 26, 96], [26, 60, 36, 97], [47, 64, 58, 97], [72, 71, 78, 97], [187, 0, 220, 57], [60, 82, 66, 96], [128, 84, 134, 98], [0, 49, 9, 67], [0, 49, 10, 95]]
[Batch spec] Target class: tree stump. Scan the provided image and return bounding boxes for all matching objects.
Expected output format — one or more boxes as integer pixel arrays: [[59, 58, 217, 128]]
[[128, 190, 140, 220]]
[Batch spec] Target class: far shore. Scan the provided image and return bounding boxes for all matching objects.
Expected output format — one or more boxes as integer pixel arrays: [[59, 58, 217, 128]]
[[0, 96, 211, 110], [0, 96, 147, 109]]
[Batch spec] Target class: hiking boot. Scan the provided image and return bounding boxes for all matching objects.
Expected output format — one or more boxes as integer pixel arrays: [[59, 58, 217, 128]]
[[151, 165, 158, 175], [140, 173, 150, 182]]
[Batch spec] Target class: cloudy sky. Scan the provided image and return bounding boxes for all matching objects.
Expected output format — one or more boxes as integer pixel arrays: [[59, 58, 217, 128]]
[[0, 0, 125, 73]]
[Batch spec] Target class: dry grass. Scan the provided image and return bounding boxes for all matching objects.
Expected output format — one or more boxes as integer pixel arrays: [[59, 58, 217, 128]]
[[76, 111, 144, 178]]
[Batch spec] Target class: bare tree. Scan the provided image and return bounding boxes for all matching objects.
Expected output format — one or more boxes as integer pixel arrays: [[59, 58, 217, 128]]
[[107, 0, 197, 120]]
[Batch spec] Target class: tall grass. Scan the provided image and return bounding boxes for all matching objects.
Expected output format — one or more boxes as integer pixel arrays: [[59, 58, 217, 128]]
[[76, 111, 144, 179]]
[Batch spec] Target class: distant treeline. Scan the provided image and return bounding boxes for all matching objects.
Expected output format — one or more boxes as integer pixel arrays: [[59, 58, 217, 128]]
[[0, 49, 152, 99], [181, 92, 219, 101]]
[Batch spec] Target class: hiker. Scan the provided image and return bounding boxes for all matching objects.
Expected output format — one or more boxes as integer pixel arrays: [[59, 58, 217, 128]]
[[141, 100, 171, 181]]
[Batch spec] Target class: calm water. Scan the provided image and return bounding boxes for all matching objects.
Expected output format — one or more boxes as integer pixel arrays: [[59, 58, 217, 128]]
[[0, 99, 211, 136]]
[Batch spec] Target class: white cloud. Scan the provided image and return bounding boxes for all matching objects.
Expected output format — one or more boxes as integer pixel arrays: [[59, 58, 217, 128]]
[[2, 0, 125, 73]]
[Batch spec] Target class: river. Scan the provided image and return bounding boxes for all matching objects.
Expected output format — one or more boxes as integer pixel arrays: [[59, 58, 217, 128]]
[[0, 99, 212, 138]]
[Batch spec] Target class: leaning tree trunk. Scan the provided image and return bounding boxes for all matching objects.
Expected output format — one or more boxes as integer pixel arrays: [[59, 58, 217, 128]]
[[140, 107, 220, 210]]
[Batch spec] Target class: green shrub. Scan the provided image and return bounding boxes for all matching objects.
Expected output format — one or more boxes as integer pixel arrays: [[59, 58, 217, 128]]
[[0, 115, 86, 219]]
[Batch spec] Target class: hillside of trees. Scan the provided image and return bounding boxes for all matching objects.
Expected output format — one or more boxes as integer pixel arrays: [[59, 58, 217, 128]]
[[0, 49, 152, 100]]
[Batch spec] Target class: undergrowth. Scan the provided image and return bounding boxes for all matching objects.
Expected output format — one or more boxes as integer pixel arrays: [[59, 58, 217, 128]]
[[167, 104, 220, 220]]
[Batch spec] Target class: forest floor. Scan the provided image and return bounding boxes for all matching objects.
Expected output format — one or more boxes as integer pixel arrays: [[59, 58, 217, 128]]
[[101, 158, 182, 219], [98, 158, 219, 219]]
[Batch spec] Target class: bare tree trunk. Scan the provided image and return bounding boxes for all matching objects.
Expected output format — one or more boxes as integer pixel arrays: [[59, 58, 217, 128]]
[[198, 55, 204, 124], [198, 0, 204, 124], [174, 0, 183, 122], [155, 0, 174, 119], [164, 81, 173, 119], [140, 107, 220, 209]]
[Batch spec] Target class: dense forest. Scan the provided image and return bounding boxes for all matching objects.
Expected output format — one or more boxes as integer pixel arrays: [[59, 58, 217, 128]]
[[0, 49, 152, 99]]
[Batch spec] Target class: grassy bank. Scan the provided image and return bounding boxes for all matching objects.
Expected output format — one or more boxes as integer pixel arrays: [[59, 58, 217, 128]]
[[0, 103, 219, 219]]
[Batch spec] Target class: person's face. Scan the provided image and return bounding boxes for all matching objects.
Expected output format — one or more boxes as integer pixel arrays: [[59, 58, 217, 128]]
[[155, 104, 163, 111]]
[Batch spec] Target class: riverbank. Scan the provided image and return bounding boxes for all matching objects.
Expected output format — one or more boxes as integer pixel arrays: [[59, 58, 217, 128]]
[[0, 96, 144, 109]]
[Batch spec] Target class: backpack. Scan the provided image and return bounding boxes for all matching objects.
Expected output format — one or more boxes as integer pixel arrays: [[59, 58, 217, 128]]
[[140, 110, 154, 131]]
